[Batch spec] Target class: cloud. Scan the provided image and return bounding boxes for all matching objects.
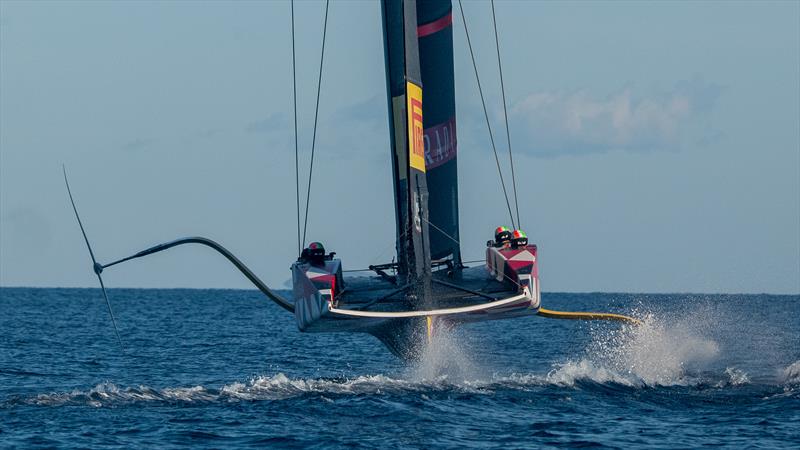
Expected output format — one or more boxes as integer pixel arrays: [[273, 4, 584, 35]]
[[309, 95, 388, 160], [508, 76, 723, 157], [121, 138, 157, 152], [245, 113, 287, 133], [334, 95, 385, 127]]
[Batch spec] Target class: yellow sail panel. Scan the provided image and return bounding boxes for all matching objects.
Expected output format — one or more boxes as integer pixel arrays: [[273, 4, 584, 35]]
[[406, 81, 425, 173]]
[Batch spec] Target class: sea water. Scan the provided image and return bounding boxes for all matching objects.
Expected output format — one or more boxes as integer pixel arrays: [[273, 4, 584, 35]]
[[1, 288, 798, 448]]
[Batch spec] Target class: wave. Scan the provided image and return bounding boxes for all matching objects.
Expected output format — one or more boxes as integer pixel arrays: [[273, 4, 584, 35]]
[[538, 361, 752, 388], [782, 361, 800, 384], [10, 374, 459, 407], [11, 364, 766, 409]]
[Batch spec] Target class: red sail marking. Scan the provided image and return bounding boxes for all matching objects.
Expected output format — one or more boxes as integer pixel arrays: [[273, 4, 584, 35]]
[[417, 12, 453, 38]]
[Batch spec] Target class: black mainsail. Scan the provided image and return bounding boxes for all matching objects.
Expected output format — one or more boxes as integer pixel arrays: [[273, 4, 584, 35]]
[[417, 0, 461, 265], [382, 0, 461, 294]]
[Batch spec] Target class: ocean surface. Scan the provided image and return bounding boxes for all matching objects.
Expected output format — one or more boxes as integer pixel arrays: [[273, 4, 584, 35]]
[[1, 288, 798, 448]]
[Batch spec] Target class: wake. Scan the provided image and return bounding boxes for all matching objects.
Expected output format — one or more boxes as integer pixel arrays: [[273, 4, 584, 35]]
[[10, 355, 800, 408], [9, 301, 798, 408], [11, 362, 798, 409]]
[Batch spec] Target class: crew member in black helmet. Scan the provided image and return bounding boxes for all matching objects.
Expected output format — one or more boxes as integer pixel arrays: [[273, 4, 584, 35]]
[[511, 230, 528, 249], [299, 242, 327, 266], [493, 226, 513, 248]]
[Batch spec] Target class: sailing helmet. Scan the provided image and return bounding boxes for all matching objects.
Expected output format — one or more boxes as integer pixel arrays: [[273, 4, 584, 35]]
[[494, 226, 512, 243], [307, 242, 325, 258], [512, 229, 528, 247]]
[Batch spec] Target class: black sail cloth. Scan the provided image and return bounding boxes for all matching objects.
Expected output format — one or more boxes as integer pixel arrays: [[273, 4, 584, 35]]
[[417, 0, 461, 264]]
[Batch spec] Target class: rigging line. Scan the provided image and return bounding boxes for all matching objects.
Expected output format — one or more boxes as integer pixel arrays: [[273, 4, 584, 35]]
[[356, 284, 410, 311], [491, 0, 521, 230], [457, 0, 516, 230], [301, 0, 330, 248], [291, 0, 301, 256], [423, 215, 525, 289], [432, 279, 496, 301], [425, 216, 524, 290], [422, 217, 460, 248]]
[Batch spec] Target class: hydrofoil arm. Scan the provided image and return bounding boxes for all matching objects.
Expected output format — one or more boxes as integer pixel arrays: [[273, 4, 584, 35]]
[[100, 237, 294, 312], [537, 307, 641, 325]]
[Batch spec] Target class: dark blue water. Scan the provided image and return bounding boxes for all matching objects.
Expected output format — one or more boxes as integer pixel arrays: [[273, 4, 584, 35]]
[[1, 288, 798, 448]]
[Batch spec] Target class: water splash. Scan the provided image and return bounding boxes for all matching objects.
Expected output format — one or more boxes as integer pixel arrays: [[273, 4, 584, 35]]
[[546, 359, 638, 387], [550, 306, 725, 387], [782, 361, 800, 384], [723, 367, 750, 386], [406, 319, 486, 384]]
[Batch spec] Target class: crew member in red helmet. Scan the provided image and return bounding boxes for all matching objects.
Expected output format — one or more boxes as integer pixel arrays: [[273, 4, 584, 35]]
[[493, 226, 512, 248], [511, 230, 528, 249]]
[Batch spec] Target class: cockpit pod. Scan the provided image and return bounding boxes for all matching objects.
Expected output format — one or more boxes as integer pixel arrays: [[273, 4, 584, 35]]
[[486, 230, 540, 309], [293, 242, 344, 330]]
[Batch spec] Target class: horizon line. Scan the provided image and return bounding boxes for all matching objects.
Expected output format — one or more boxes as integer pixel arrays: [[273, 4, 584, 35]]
[[1, 285, 798, 297]]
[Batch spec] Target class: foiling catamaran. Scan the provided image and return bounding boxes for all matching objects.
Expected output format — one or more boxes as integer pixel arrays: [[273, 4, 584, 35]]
[[66, 0, 639, 360]]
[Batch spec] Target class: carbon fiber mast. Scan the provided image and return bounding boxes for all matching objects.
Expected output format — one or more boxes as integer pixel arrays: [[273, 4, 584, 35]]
[[381, 0, 432, 306]]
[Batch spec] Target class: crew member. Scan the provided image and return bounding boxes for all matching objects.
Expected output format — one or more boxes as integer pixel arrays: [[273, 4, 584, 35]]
[[511, 230, 528, 248], [299, 241, 327, 266], [493, 226, 512, 248]]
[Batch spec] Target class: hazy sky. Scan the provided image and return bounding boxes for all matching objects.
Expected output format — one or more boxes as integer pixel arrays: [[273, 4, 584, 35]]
[[1, 1, 798, 294]]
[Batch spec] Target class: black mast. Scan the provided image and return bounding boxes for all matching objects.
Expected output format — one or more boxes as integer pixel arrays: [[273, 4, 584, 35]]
[[381, 0, 431, 304]]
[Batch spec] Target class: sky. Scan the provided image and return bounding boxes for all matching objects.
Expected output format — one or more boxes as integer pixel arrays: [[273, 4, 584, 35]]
[[1, 0, 798, 294]]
